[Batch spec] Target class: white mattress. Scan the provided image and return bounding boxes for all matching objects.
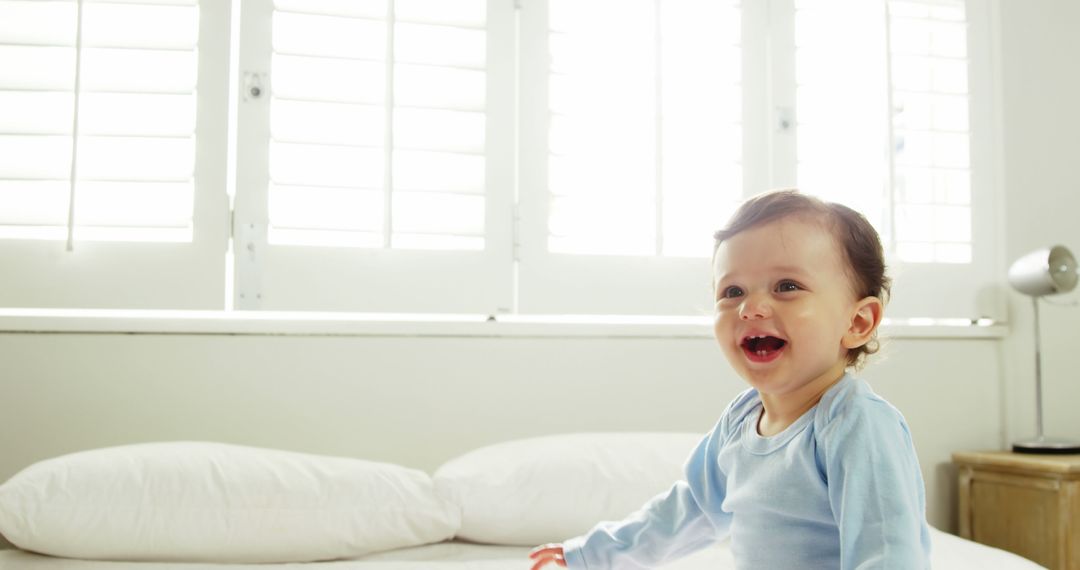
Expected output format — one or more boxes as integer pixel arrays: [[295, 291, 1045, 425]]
[[0, 529, 1045, 569]]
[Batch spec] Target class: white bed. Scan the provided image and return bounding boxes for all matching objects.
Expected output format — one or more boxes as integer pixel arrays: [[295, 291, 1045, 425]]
[[0, 436, 1046, 569], [0, 530, 1046, 569]]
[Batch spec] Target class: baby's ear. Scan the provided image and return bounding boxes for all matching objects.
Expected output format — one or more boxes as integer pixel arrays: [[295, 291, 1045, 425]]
[[842, 296, 883, 349]]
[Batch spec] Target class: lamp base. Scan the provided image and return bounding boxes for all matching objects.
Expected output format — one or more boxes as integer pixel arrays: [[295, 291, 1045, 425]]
[[1012, 437, 1080, 454]]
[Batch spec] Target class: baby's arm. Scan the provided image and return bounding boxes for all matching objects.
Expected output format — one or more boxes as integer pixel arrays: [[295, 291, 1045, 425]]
[[821, 399, 931, 569], [528, 403, 740, 570], [544, 426, 731, 570], [558, 480, 722, 569]]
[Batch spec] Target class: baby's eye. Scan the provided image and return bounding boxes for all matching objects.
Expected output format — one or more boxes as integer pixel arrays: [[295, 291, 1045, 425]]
[[720, 285, 744, 299], [776, 280, 801, 293]]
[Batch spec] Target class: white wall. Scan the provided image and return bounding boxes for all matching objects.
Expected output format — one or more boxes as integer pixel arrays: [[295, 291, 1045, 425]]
[[998, 0, 1080, 447], [0, 331, 1000, 533]]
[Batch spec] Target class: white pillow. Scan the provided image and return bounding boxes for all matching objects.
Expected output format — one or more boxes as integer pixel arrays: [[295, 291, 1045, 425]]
[[0, 442, 459, 563], [433, 432, 702, 546]]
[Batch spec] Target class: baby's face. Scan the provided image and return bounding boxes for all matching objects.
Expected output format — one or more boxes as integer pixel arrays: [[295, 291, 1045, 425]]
[[712, 215, 860, 399]]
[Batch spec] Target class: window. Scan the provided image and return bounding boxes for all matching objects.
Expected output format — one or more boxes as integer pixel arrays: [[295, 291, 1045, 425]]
[[886, 0, 974, 264], [0, 0, 1002, 321], [778, 0, 998, 318], [0, 0, 198, 242], [267, 0, 488, 251], [516, 0, 999, 318], [231, 0, 513, 313], [515, 0, 741, 315], [545, 0, 742, 257], [0, 0, 228, 309], [793, 0, 974, 263]]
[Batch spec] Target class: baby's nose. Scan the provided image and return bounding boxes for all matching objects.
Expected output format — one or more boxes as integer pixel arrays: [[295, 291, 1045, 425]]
[[739, 293, 771, 320]]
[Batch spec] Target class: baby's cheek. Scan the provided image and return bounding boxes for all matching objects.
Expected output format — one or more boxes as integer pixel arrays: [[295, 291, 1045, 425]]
[[712, 312, 738, 341]]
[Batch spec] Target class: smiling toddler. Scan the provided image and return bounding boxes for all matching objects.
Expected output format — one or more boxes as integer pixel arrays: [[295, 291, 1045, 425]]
[[530, 189, 931, 569]]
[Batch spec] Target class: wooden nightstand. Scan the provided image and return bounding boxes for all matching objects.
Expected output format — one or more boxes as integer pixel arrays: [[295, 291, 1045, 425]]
[[953, 451, 1080, 570]]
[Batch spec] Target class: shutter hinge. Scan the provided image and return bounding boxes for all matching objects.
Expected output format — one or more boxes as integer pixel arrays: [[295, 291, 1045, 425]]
[[234, 220, 264, 309]]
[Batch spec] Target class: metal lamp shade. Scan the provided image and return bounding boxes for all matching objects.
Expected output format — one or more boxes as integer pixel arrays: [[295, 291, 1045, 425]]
[[1008, 245, 1078, 297]]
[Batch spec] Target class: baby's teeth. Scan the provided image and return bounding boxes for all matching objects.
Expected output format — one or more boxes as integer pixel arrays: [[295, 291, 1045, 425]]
[[757, 350, 766, 356]]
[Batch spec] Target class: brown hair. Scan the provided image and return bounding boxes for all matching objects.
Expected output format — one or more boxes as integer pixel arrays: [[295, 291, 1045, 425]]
[[712, 189, 891, 368]]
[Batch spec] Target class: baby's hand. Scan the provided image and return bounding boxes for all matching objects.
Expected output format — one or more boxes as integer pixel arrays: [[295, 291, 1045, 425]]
[[529, 543, 567, 570]]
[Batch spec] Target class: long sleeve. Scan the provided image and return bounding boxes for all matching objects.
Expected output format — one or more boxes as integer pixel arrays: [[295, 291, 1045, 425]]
[[561, 481, 719, 569], [818, 397, 932, 570], [562, 422, 735, 570]]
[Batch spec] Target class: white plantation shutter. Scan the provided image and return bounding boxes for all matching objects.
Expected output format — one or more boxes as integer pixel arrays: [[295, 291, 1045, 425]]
[[0, 0, 229, 309], [513, 0, 998, 319], [516, 0, 743, 315], [0, 0, 999, 319], [232, 0, 513, 312], [0, 0, 198, 240], [793, 0, 891, 225], [888, 0, 974, 263], [269, 0, 487, 249], [788, 0, 1001, 319]]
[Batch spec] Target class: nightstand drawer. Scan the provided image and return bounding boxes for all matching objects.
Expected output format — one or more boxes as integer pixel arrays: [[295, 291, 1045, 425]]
[[954, 451, 1080, 570]]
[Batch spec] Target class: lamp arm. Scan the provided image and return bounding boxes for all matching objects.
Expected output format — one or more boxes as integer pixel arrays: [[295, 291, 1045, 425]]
[[1033, 296, 1044, 441]]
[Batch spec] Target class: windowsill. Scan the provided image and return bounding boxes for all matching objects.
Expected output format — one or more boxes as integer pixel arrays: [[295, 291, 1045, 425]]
[[0, 309, 1009, 339]]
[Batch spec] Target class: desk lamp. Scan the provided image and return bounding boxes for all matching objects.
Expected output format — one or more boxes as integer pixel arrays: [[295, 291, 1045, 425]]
[[1008, 245, 1080, 454]]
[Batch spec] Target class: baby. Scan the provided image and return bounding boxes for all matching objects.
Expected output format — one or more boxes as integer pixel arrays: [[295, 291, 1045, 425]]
[[530, 189, 931, 569]]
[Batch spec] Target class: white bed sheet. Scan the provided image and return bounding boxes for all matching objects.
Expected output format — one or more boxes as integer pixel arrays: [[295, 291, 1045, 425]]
[[0, 528, 1045, 569]]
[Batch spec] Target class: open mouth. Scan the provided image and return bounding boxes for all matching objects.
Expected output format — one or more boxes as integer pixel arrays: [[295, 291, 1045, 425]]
[[741, 335, 787, 363]]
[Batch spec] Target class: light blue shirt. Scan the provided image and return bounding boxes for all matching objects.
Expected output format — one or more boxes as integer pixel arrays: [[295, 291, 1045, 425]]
[[562, 374, 932, 569]]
